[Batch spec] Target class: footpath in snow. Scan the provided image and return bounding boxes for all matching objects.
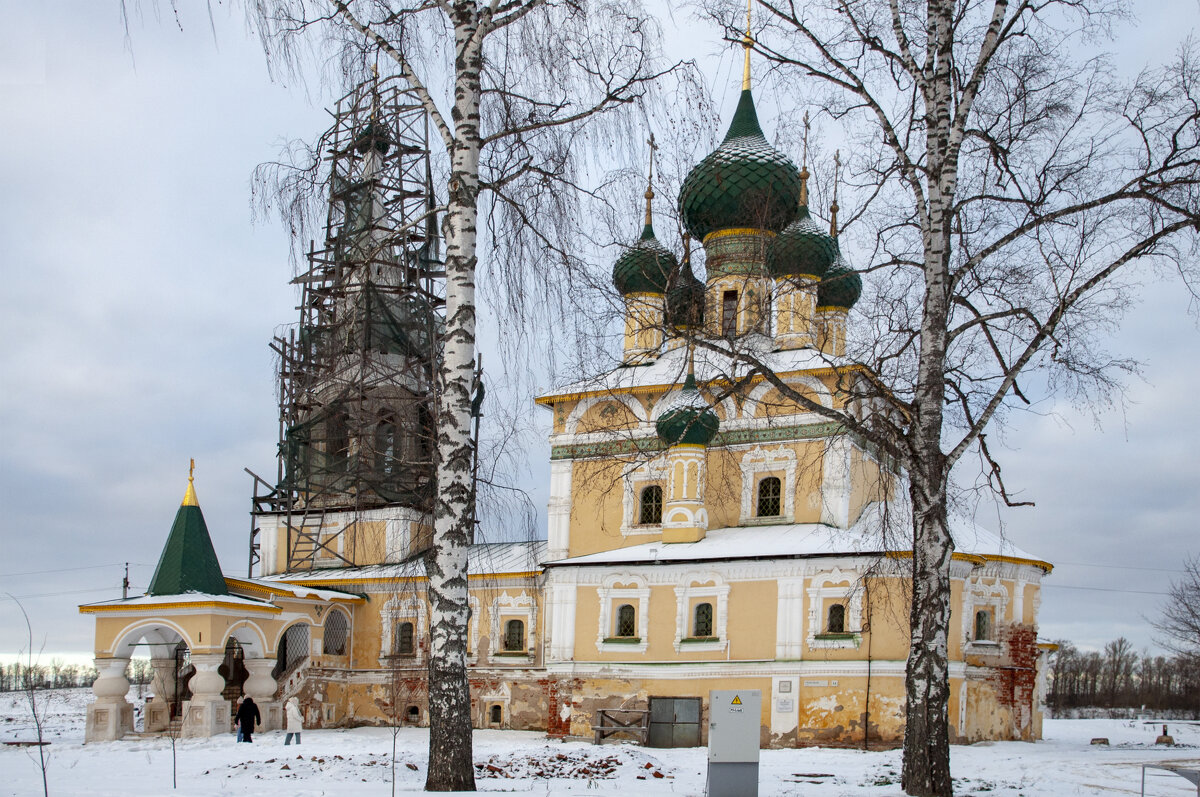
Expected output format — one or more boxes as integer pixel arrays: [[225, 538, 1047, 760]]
[[2, 689, 1198, 795]]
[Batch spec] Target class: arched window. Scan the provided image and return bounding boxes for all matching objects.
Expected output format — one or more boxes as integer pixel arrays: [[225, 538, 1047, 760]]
[[721, 290, 738, 336], [616, 604, 637, 638], [374, 411, 398, 475], [504, 619, 525, 652], [322, 609, 349, 656], [490, 705, 503, 725], [827, 604, 846, 634], [639, 485, 663, 525], [975, 610, 991, 641], [395, 621, 415, 656], [756, 477, 782, 517], [272, 623, 311, 679], [693, 602, 714, 638]]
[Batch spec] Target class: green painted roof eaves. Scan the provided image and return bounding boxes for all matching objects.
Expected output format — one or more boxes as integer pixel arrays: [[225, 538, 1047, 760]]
[[147, 504, 230, 597]]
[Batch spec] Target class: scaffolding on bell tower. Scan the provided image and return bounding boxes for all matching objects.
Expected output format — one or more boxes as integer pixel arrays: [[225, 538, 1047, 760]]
[[246, 75, 447, 574]]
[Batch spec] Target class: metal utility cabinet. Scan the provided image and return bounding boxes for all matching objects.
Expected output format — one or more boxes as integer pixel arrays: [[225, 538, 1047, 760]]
[[708, 689, 761, 796]]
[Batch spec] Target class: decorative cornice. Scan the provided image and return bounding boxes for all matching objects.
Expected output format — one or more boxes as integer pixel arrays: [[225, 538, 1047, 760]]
[[551, 421, 843, 460], [79, 600, 281, 615]]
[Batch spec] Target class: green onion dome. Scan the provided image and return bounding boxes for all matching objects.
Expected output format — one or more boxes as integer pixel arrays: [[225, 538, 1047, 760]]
[[679, 90, 803, 241], [817, 248, 862, 310], [664, 257, 705, 329], [655, 373, 720, 447], [766, 205, 836, 279], [612, 223, 678, 296], [353, 121, 392, 155]]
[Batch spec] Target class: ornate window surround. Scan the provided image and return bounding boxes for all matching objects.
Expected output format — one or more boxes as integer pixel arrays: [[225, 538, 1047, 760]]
[[490, 591, 537, 664], [673, 572, 730, 653], [963, 578, 1007, 651], [806, 568, 863, 649], [596, 574, 650, 653], [621, 457, 669, 537], [380, 595, 427, 664], [739, 446, 797, 524]]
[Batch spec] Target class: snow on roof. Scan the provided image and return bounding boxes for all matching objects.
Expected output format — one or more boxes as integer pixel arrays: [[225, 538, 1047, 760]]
[[225, 576, 365, 602], [537, 340, 849, 401], [79, 591, 274, 611], [545, 505, 1047, 569], [259, 541, 549, 584]]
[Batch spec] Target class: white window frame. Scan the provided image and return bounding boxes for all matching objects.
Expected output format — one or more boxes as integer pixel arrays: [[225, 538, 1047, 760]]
[[963, 578, 1007, 651], [380, 595, 427, 664], [739, 447, 797, 524], [621, 457, 669, 537], [806, 568, 863, 649], [490, 591, 536, 664], [596, 574, 650, 654], [673, 572, 730, 653]]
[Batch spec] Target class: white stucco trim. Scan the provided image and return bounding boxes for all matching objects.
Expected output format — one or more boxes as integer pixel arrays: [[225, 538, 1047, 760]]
[[490, 591, 537, 665], [596, 574, 650, 654], [739, 446, 798, 524], [621, 456, 669, 537], [819, 436, 852, 527], [547, 459, 573, 560], [806, 567, 863, 649], [673, 571, 730, 653], [380, 595, 427, 665]]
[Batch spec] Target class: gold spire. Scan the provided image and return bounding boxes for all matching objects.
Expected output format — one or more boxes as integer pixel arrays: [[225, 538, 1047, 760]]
[[644, 132, 657, 227], [798, 110, 811, 206], [830, 149, 841, 237], [742, 0, 753, 90], [182, 458, 198, 507]]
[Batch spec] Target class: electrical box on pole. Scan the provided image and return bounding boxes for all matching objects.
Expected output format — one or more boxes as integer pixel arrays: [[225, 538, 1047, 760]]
[[708, 689, 761, 796]]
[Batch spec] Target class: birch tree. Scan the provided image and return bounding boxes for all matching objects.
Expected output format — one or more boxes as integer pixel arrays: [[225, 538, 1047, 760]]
[[684, 2, 1200, 794], [247, 0, 675, 789]]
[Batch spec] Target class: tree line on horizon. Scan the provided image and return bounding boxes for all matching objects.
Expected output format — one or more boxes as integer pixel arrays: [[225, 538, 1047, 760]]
[[1047, 638, 1200, 718]]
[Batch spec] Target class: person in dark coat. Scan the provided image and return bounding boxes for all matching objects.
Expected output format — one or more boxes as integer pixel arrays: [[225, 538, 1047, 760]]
[[235, 696, 261, 743]]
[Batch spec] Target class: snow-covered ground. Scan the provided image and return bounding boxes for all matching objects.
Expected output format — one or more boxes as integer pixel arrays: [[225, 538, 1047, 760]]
[[2, 689, 1197, 795]]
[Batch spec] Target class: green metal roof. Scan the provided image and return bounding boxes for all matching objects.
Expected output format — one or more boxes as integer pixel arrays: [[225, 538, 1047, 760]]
[[766, 205, 837, 279], [817, 248, 862, 310], [613, 222, 677, 296], [147, 488, 229, 597], [678, 90, 802, 241], [655, 373, 720, 446]]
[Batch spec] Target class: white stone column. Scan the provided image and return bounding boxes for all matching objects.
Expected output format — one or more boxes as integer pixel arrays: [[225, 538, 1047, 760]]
[[242, 658, 280, 730], [85, 657, 133, 742], [145, 658, 176, 732], [182, 654, 229, 738]]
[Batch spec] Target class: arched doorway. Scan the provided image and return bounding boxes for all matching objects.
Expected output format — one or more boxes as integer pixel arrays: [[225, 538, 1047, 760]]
[[273, 623, 311, 682]]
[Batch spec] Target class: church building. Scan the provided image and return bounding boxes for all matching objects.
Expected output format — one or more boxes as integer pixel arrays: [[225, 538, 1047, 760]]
[[80, 36, 1053, 749]]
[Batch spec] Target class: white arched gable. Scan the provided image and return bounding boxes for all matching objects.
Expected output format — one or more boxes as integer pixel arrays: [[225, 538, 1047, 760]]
[[742, 376, 832, 418], [564, 393, 647, 435], [111, 619, 191, 658]]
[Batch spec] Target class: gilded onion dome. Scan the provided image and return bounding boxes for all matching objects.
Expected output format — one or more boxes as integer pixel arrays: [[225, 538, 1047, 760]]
[[817, 246, 862, 310], [678, 90, 803, 241], [612, 222, 678, 296], [765, 204, 836, 279], [655, 372, 720, 446]]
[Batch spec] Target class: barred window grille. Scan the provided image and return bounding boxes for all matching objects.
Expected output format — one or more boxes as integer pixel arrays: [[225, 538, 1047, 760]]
[[322, 610, 349, 655], [395, 621, 415, 655], [757, 476, 781, 517], [616, 604, 636, 637], [639, 485, 663, 524], [827, 604, 846, 634], [693, 602, 713, 637], [504, 619, 525, 651]]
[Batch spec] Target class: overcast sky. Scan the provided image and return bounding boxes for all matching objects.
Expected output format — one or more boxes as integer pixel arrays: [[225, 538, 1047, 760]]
[[1, 2, 1197, 663]]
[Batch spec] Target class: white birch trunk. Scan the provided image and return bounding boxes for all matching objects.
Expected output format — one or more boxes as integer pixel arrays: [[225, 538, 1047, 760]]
[[425, 5, 484, 791]]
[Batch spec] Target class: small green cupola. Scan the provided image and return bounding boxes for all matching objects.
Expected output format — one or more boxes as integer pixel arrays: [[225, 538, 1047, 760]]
[[146, 461, 229, 597], [665, 237, 705, 330], [612, 222, 678, 296], [818, 250, 862, 310], [766, 205, 836, 280], [613, 148, 678, 297], [656, 366, 720, 447]]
